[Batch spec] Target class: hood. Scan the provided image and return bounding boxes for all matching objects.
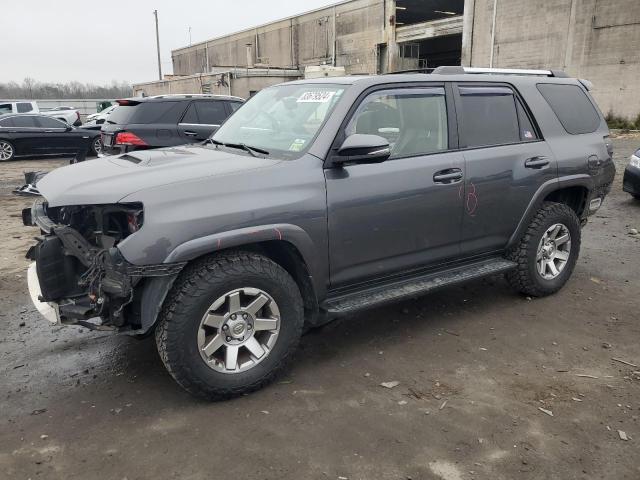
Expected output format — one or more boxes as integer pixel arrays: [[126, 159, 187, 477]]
[[38, 144, 282, 207]]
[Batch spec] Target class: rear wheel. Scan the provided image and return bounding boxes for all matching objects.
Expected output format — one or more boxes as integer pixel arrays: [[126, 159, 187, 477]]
[[0, 140, 15, 161], [155, 251, 304, 400], [507, 202, 581, 297], [90, 137, 102, 156]]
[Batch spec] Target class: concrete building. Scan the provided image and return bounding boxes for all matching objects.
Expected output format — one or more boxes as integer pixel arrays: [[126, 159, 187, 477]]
[[134, 0, 640, 119]]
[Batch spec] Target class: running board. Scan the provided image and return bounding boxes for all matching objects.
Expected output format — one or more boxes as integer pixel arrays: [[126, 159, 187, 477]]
[[324, 258, 516, 315]]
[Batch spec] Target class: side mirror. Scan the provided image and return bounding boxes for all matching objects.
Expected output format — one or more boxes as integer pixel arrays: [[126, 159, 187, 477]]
[[334, 134, 391, 166]]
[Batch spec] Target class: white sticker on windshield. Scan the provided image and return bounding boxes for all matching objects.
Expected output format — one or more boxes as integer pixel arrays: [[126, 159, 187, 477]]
[[297, 91, 336, 103]]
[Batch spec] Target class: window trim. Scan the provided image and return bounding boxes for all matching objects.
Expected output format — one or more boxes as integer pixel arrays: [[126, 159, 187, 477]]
[[452, 81, 544, 151], [326, 81, 457, 167]]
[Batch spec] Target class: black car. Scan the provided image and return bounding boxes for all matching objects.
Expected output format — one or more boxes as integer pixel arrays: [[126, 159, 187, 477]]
[[0, 114, 101, 161], [100, 94, 243, 155], [622, 147, 640, 199]]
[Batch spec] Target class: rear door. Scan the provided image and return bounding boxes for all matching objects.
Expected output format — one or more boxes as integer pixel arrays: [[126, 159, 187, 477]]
[[453, 83, 556, 257], [178, 100, 229, 142], [325, 84, 465, 287]]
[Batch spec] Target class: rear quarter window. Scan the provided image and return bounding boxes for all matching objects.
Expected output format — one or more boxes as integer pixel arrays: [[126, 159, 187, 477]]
[[537, 83, 601, 135], [107, 101, 187, 125], [131, 102, 187, 124]]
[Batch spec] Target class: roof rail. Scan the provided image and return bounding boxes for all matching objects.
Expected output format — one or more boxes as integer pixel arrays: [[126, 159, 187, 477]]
[[384, 67, 435, 75], [432, 66, 569, 78]]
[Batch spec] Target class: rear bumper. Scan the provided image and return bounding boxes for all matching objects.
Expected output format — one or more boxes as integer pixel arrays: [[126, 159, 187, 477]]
[[623, 165, 640, 196]]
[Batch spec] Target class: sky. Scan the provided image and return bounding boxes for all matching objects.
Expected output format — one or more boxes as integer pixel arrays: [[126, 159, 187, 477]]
[[1, 0, 338, 85]]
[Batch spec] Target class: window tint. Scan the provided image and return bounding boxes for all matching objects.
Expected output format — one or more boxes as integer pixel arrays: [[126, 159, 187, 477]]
[[12, 116, 39, 128], [0, 117, 15, 127], [229, 101, 242, 112], [132, 101, 186, 124], [17, 102, 34, 113], [37, 116, 67, 128], [181, 103, 198, 123], [195, 101, 227, 125], [537, 83, 600, 135], [347, 87, 448, 158], [459, 86, 520, 148], [0, 104, 12, 115]]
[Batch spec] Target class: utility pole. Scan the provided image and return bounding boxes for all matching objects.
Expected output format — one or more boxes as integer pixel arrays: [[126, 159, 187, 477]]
[[153, 10, 162, 80]]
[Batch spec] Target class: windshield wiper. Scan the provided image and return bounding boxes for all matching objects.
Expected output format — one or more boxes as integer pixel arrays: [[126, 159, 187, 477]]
[[204, 138, 223, 147], [222, 142, 269, 157]]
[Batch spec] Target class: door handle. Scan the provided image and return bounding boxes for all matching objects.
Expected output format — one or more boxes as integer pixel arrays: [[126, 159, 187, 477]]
[[433, 168, 463, 184], [183, 130, 198, 136], [524, 156, 550, 168]]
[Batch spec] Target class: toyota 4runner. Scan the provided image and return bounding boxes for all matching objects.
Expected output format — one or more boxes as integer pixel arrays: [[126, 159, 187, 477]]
[[23, 67, 615, 400]]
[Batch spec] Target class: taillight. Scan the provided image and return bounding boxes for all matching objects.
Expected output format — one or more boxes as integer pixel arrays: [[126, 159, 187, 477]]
[[115, 131, 148, 146]]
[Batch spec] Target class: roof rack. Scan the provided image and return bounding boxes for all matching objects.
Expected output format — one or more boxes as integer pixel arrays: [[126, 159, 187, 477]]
[[385, 67, 435, 75], [432, 66, 569, 78]]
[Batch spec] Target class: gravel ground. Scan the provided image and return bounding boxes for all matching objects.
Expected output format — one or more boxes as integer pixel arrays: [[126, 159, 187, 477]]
[[0, 139, 638, 480]]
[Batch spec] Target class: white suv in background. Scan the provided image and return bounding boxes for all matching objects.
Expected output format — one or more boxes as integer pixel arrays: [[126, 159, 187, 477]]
[[0, 100, 81, 126]]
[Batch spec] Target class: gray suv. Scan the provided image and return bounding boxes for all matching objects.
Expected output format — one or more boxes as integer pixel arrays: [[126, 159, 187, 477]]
[[24, 67, 615, 400]]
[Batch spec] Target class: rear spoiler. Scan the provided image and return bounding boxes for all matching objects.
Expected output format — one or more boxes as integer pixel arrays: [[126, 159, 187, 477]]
[[116, 99, 142, 106]]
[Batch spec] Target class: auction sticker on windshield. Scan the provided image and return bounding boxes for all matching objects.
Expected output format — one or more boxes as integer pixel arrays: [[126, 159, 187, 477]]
[[297, 91, 336, 103]]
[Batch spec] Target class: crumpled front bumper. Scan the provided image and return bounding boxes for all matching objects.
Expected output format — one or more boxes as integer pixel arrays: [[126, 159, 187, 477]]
[[27, 262, 60, 325]]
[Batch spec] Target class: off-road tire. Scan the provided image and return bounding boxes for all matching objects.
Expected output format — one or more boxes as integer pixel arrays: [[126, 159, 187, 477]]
[[155, 251, 304, 400], [507, 202, 581, 297]]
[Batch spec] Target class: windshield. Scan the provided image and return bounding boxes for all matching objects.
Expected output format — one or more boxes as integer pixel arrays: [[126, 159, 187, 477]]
[[212, 83, 346, 158]]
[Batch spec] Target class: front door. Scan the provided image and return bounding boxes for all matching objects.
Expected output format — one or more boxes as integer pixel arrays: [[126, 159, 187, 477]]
[[453, 84, 557, 256], [325, 85, 465, 287]]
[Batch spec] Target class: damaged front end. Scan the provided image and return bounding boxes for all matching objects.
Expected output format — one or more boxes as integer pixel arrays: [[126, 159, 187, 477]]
[[24, 201, 184, 333]]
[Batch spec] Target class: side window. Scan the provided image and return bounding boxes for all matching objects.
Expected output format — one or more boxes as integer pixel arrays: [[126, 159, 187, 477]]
[[516, 99, 538, 142], [346, 87, 448, 158], [181, 102, 198, 124], [36, 116, 67, 128], [0, 117, 15, 127], [11, 116, 39, 128], [537, 83, 600, 135], [228, 101, 242, 112], [195, 101, 227, 125], [17, 102, 34, 113], [459, 86, 520, 148]]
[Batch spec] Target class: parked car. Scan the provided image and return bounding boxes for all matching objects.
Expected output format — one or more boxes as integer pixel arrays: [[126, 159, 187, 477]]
[[24, 67, 615, 400], [0, 114, 101, 160], [85, 104, 116, 124], [0, 100, 81, 126], [622, 147, 640, 199], [100, 94, 243, 155]]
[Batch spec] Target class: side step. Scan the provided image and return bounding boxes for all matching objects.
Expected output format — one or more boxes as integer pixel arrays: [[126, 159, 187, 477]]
[[323, 258, 516, 315]]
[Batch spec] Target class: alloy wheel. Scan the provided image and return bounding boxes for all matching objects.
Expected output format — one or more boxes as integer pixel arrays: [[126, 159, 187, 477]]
[[0, 141, 13, 161], [536, 223, 571, 279], [197, 287, 280, 374], [93, 137, 102, 155]]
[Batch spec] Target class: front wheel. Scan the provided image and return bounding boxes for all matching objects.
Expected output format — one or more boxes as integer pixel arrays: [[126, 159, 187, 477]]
[[155, 251, 304, 400], [507, 202, 581, 297], [0, 140, 15, 161]]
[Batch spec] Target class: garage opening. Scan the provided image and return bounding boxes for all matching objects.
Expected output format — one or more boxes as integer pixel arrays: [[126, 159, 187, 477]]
[[398, 34, 462, 70], [395, 0, 464, 26]]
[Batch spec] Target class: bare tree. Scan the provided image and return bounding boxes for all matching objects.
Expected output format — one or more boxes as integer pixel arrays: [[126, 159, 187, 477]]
[[0, 79, 132, 99]]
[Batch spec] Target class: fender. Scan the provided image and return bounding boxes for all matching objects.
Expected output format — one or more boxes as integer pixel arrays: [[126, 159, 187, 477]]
[[163, 223, 325, 296], [506, 174, 594, 250]]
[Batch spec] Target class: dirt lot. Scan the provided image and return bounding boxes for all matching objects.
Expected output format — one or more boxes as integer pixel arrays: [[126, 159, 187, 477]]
[[0, 140, 639, 480]]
